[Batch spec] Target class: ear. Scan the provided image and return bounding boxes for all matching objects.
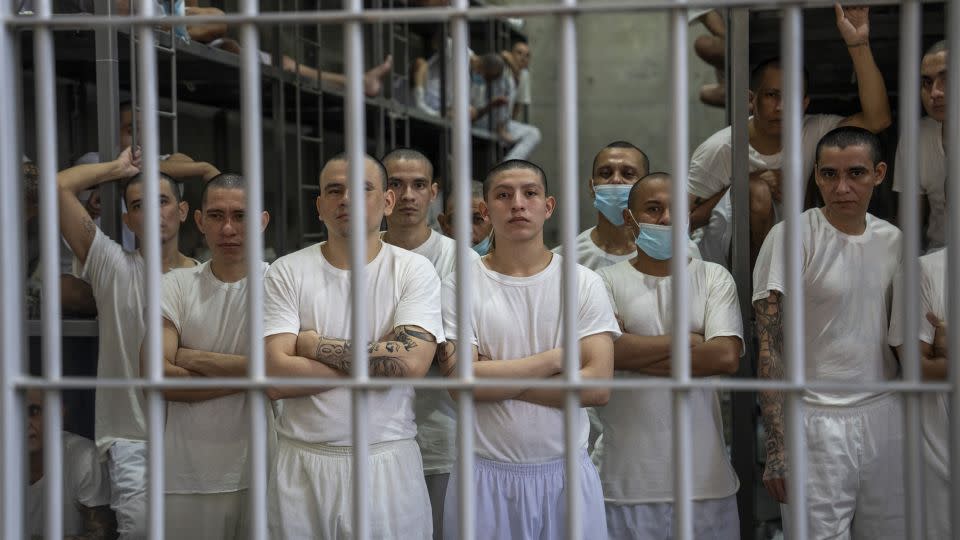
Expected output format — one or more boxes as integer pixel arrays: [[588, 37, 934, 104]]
[[430, 182, 440, 201], [873, 162, 888, 185], [478, 200, 489, 221], [194, 209, 203, 232], [315, 195, 324, 223], [121, 211, 131, 230], [802, 95, 811, 111], [544, 195, 557, 219], [260, 211, 271, 232], [622, 208, 636, 232], [588, 178, 596, 196], [383, 188, 396, 217], [178, 200, 189, 223]]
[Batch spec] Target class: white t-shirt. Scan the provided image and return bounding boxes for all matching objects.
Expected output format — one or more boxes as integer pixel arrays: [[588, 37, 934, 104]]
[[893, 116, 946, 250], [26, 432, 111, 537], [516, 68, 531, 106], [595, 259, 742, 503], [889, 248, 948, 478], [752, 208, 902, 406], [263, 242, 444, 446], [405, 229, 479, 475], [689, 114, 844, 266], [441, 254, 621, 463], [161, 261, 269, 493], [551, 227, 702, 271], [83, 229, 148, 454]]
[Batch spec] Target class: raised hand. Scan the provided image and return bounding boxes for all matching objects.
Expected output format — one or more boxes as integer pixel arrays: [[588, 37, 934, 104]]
[[835, 4, 870, 47], [927, 312, 949, 358], [115, 146, 142, 178]]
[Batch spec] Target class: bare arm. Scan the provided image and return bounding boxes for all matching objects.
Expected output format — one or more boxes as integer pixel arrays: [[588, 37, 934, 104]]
[[834, 5, 892, 133], [68, 504, 117, 540], [897, 343, 947, 381], [175, 347, 249, 378], [755, 292, 788, 503], [184, 6, 228, 43], [57, 148, 140, 265], [613, 333, 703, 371], [158, 155, 220, 182], [516, 332, 615, 408], [265, 333, 346, 400], [689, 189, 727, 232], [438, 340, 563, 402], [60, 274, 97, 317], [296, 325, 438, 379], [622, 335, 740, 377]]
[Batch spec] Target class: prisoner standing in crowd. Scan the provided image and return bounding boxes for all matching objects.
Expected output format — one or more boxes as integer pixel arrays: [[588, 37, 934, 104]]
[[58, 147, 199, 539], [381, 148, 479, 539], [439, 160, 619, 540], [753, 127, 904, 539], [146, 173, 271, 540], [688, 4, 891, 268], [893, 40, 949, 251], [596, 173, 742, 539], [262, 154, 443, 539], [889, 247, 950, 539]]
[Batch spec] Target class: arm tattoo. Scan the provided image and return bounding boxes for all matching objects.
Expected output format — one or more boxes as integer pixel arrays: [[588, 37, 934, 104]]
[[438, 341, 457, 377], [75, 504, 117, 540], [755, 293, 787, 479], [312, 326, 435, 378]]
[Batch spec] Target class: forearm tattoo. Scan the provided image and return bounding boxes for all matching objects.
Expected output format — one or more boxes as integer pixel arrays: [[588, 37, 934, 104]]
[[438, 341, 458, 377], [76, 504, 117, 540], [755, 293, 787, 479], [313, 325, 435, 377]]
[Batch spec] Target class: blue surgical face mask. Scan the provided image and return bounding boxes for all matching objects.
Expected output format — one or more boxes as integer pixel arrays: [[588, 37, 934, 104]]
[[472, 234, 493, 256], [629, 211, 673, 260], [592, 183, 632, 226]]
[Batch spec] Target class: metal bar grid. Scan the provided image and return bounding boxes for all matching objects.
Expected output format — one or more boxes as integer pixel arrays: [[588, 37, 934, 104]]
[[948, 2, 960, 538], [781, 8, 807, 540], [7, 3, 960, 540]]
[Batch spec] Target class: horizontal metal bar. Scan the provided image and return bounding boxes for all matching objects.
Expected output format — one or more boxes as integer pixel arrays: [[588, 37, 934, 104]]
[[26, 319, 99, 336], [299, 134, 323, 143], [135, 106, 176, 118], [13, 376, 954, 393], [6, 0, 934, 29], [300, 185, 320, 192]]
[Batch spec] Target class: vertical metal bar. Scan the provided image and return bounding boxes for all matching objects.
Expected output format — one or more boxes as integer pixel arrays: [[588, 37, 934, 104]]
[[450, 0, 474, 536], [897, 2, 925, 538], [726, 8, 755, 538], [34, 0, 63, 535], [947, 1, 960, 538], [344, 0, 370, 537], [95, 0, 120, 240], [271, 15, 287, 257], [668, 7, 692, 540], [136, 0, 164, 536], [0, 0, 25, 534], [781, 8, 807, 540], [170, 25, 178, 153], [557, 0, 581, 536], [239, 0, 267, 536]]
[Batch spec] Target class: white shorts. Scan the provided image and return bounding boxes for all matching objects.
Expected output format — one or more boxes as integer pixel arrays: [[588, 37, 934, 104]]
[[605, 495, 739, 540], [781, 394, 905, 540], [107, 440, 148, 540], [443, 451, 607, 540], [924, 460, 949, 539], [165, 490, 248, 540], [269, 436, 432, 540]]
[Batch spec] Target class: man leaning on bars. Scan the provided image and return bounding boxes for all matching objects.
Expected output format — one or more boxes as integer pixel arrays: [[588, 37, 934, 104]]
[[754, 127, 904, 539], [438, 159, 619, 540], [262, 153, 442, 539]]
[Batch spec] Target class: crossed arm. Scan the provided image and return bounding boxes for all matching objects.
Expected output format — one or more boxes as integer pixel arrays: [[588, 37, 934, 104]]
[[438, 332, 614, 408], [264, 325, 437, 400], [66, 504, 117, 540], [613, 331, 740, 377], [139, 319, 243, 403], [896, 313, 949, 381]]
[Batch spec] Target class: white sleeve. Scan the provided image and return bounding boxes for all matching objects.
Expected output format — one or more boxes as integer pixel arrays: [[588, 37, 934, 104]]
[[441, 273, 477, 346], [888, 262, 936, 347], [160, 271, 185, 335], [70, 438, 110, 508], [395, 256, 445, 342], [751, 223, 786, 302], [577, 269, 622, 341], [703, 264, 745, 351], [688, 132, 733, 200], [80, 228, 128, 297], [263, 260, 301, 337]]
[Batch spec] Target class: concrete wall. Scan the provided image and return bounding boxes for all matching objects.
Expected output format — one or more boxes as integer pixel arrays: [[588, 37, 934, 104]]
[[503, 3, 728, 245]]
